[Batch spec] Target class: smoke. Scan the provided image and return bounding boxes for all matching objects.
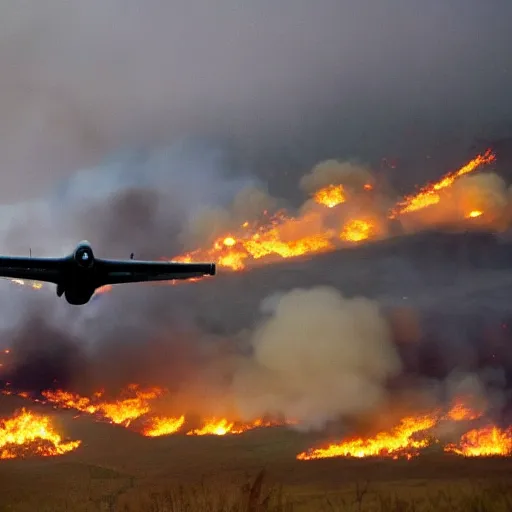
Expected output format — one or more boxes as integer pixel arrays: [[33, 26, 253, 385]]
[[1, 0, 512, 203], [299, 160, 375, 195], [178, 184, 280, 249], [398, 172, 512, 234], [232, 286, 402, 430]]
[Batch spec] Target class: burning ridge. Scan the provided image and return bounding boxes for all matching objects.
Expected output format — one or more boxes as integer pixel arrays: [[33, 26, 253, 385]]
[[3, 148, 512, 461]]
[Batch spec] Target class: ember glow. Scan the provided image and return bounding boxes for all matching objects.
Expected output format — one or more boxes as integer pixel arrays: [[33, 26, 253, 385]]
[[0, 409, 81, 460], [466, 210, 483, 219]]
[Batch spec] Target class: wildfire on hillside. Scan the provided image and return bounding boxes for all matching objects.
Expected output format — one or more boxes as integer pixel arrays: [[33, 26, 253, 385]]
[[444, 425, 512, 457], [1, 385, 291, 440], [4, 149, 498, 290], [296, 398, 512, 461], [1, 149, 509, 462], [1, 382, 511, 460], [0, 408, 80, 460]]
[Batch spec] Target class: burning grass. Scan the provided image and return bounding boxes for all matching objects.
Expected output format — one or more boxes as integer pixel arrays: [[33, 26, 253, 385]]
[[1, 399, 512, 510]]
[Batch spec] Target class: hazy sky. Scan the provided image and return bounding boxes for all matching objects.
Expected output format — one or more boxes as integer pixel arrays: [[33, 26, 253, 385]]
[[1, 0, 511, 201]]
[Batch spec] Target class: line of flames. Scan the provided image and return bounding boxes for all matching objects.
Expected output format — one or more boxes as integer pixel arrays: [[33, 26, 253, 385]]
[[4, 149, 497, 294], [297, 400, 512, 460], [1, 382, 512, 460], [0, 149, 506, 460]]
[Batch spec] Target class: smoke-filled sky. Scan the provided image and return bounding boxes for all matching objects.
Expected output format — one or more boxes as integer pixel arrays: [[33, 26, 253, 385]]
[[1, 0, 512, 203]]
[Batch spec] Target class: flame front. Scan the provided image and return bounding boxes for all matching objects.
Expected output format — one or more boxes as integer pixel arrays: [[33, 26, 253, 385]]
[[4, 386, 288, 439], [297, 399, 493, 461], [391, 149, 496, 217], [185, 418, 282, 436], [174, 150, 496, 271], [3, 149, 497, 283], [42, 384, 163, 427], [0, 408, 81, 460], [142, 415, 186, 437], [444, 426, 512, 457], [297, 414, 438, 461]]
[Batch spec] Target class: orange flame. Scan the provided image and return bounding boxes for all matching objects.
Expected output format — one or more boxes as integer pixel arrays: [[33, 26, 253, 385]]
[[313, 184, 346, 208], [340, 218, 376, 243], [297, 413, 438, 461], [4, 386, 289, 438], [42, 384, 163, 427], [466, 210, 483, 219], [3, 150, 497, 287], [142, 415, 186, 437], [0, 408, 81, 460], [186, 417, 287, 436], [391, 149, 496, 217], [444, 425, 512, 457], [174, 150, 496, 271], [297, 399, 490, 461]]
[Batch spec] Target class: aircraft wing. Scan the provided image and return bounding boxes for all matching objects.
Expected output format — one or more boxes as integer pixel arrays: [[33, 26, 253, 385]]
[[0, 257, 63, 284], [96, 259, 216, 286]]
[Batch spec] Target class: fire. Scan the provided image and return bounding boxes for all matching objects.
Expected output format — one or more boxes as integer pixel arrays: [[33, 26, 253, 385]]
[[340, 218, 376, 243], [0, 408, 81, 460], [4, 385, 288, 438], [174, 150, 495, 271], [186, 418, 283, 436], [142, 415, 186, 437], [297, 398, 493, 461], [466, 210, 483, 219], [445, 400, 482, 422], [391, 149, 495, 217], [187, 418, 236, 436], [1, 149, 497, 287], [444, 426, 512, 457], [174, 211, 337, 271], [42, 384, 163, 426], [297, 414, 438, 461], [313, 184, 346, 208]]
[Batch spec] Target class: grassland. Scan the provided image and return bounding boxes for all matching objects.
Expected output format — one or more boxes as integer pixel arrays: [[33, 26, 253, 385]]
[[1, 408, 512, 511]]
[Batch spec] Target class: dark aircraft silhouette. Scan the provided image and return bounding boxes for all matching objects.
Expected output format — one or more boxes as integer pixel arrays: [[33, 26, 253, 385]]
[[0, 241, 216, 305]]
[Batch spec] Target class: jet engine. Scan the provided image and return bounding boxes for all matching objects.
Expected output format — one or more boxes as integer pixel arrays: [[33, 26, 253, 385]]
[[74, 243, 95, 268]]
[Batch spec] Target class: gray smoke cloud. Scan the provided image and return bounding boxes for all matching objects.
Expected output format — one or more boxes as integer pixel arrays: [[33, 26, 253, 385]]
[[1, 0, 511, 203]]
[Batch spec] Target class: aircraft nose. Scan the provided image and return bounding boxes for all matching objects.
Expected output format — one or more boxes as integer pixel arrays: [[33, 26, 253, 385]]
[[209, 263, 216, 276]]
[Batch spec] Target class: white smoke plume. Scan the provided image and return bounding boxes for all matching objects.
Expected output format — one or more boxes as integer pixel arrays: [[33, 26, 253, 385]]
[[232, 286, 402, 430]]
